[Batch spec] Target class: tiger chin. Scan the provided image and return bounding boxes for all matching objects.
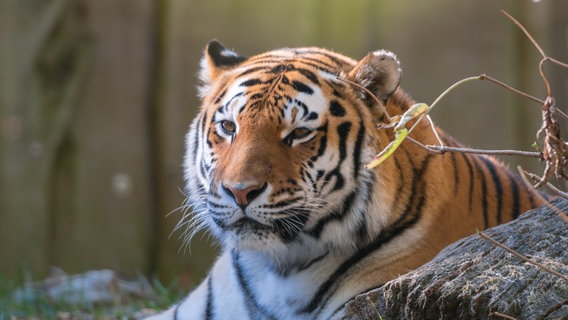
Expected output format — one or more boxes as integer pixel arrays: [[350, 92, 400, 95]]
[[147, 41, 544, 320]]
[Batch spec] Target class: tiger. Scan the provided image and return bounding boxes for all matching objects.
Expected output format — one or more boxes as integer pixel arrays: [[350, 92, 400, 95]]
[[147, 40, 544, 320]]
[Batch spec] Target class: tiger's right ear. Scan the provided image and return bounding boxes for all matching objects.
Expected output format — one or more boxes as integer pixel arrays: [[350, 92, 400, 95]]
[[347, 50, 402, 103], [198, 40, 248, 97]]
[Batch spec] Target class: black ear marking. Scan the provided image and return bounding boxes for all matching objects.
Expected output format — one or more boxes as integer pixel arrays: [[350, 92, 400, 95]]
[[207, 40, 248, 69]]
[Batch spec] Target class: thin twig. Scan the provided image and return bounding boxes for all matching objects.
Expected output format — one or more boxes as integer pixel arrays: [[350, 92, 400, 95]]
[[479, 232, 568, 282], [406, 76, 481, 137], [479, 74, 544, 106], [426, 115, 445, 148], [489, 312, 517, 320], [544, 56, 568, 70], [558, 108, 568, 121], [480, 73, 568, 122], [540, 297, 568, 320], [501, 10, 546, 58], [520, 169, 568, 200], [405, 137, 542, 158], [518, 169, 568, 224], [538, 58, 552, 97], [338, 77, 392, 122]]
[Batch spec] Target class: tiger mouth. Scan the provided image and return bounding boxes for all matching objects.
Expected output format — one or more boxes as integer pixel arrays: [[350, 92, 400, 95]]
[[229, 217, 272, 232]]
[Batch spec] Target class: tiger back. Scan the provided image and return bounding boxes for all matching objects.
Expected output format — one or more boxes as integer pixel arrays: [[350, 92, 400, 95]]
[[147, 41, 544, 320]]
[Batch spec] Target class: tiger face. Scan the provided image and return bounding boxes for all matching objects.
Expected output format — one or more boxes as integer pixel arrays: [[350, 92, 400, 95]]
[[184, 41, 401, 258]]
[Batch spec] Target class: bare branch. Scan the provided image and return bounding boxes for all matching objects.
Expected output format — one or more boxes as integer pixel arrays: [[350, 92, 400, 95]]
[[501, 10, 546, 58], [545, 56, 568, 70], [338, 77, 392, 122], [405, 137, 542, 158], [479, 232, 568, 283], [489, 312, 518, 320], [539, 58, 553, 97], [520, 169, 568, 200], [426, 115, 445, 148], [479, 74, 544, 106]]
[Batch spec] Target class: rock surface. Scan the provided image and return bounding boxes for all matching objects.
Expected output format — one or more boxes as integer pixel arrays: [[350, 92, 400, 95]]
[[343, 198, 568, 320]]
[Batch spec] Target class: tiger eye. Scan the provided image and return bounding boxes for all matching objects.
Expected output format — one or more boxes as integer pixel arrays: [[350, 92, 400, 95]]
[[221, 120, 236, 134], [291, 127, 312, 139], [284, 127, 313, 146]]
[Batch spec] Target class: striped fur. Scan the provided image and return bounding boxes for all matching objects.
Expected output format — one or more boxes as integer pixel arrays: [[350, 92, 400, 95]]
[[147, 41, 543, 320]]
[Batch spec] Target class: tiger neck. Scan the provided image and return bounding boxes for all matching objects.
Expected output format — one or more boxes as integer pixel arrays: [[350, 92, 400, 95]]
[[384, 89, 416, 119]]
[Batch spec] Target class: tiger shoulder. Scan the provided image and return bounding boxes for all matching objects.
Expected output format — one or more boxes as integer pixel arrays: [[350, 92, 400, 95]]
[[147, 41, 544, 320]]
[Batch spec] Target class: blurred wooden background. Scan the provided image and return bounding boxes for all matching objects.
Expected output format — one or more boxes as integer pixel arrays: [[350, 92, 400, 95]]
[[0, 0, 566, 285]]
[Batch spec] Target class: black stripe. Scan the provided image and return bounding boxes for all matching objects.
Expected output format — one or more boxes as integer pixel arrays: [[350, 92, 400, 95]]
[[199, 160, 209, 183], [201, 112, 208, 132], [290, 97, 309, 116], [508, 173, 522, 219], [480, 157, 503, 224], [322, 122, 351, 191], [223, 92, 244, 110], [174, 294, 191, 320], [233, 253, 277, 320], [236, 66, 270, 78], [392, 158, 406, 215], [472, 158, 489, 229], [191, 117, 202, 163], [450, 152, 459, 195], [329, 100, 346, 117], [352, 121, 365, 179], [391, 154, 432, 230], [273, 209, 310, 242], [240, 78, 262, 87], [324, 168, 344, 192], [205, 276, 214, 320], [298, 60, 336, 75], [261, 197, 303, 209], [270, 64, 295, 74], [336, 122, 351, 161], [296, 50, 348, 67], [307, 191, 357, 238], [291, 80, 314, 95], [295, 56, 337, 72], [299, 252, 329, 272], [355, 185, 372, 243], [461, 153, 475, 213], [297, 68, 320, 85], [306, 112, 318, 121], [310, 125, 328, 162]]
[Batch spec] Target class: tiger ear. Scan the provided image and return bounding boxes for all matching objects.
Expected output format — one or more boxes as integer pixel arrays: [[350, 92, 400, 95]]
[[347, 50, 402, 102], [199, 40, 248, 96]]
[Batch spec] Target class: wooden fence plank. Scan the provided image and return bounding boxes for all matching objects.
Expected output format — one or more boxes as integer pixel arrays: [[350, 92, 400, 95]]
[[51, 0, 156, 274]]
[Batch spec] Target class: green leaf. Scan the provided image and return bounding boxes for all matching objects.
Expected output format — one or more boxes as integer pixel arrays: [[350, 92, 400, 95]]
[[366, 103, 429, 169]]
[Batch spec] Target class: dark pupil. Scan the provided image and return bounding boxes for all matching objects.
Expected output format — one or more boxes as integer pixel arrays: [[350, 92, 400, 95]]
[[293, 128, 309, 138], [222, 121, 236, 133]]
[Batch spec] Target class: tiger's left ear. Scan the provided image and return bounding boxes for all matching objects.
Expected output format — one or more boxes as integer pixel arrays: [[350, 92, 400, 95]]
[[347, 50, 402, 102], [199, 40, 248, 97]]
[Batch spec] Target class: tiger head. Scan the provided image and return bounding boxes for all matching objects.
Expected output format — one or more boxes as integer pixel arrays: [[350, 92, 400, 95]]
[[184, 41, 403, 261]]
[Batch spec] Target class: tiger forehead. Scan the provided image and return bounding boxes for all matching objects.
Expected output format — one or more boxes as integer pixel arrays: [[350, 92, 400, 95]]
[[213, 55, 354, 116]]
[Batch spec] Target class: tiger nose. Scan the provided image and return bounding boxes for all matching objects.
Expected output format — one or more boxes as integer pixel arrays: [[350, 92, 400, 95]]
[[222, 182, 268, 209]]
